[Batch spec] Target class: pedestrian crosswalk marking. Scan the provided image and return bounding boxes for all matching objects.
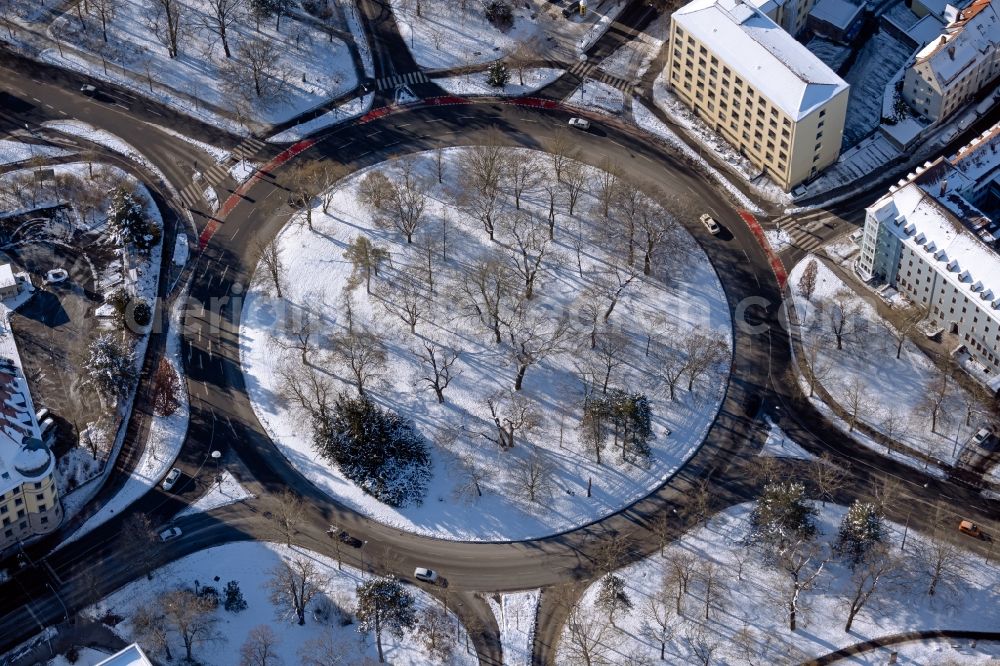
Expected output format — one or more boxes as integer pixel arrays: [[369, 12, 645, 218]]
[[376, 71, 430, 91], [568, 60, 640, 95], [771, 211, 846, 254]]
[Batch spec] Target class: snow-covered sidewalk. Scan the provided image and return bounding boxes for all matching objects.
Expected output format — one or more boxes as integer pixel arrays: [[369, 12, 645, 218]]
[[174, 471, 255, 520], [434, 68, 564, 97]]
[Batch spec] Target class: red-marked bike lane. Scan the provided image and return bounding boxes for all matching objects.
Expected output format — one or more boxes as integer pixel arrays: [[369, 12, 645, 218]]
[[198, 137, 317, 250], [737, 209, 788, 289]]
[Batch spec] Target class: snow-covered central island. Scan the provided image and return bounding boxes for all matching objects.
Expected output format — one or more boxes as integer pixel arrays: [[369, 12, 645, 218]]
[[240, 146, 732, 541]]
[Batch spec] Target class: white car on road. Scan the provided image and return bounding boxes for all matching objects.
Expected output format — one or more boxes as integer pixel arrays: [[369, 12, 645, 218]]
[[159, 527, 182, 542], [162, 467, 182, 491], [699, 213, 721, 235], [414, 567, 439, 583], [568, 117, 590, 130]]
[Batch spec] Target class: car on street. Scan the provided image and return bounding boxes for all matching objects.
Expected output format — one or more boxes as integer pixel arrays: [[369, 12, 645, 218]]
[[162, 467, 182, 491], [568, 117, 590, 130], [159, 526, 183, 542], [414, 567, 439, 583], [338, 531, 363, 548], [970, 427, 995, 450], [80, 84, 96, 95], [959, 519, 985, 540], [699, 213, 721, 235]]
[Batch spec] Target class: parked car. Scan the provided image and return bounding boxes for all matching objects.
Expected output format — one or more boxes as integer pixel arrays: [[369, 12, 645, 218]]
[[970, 427, 995, 450], [568, 117, 590, 130], [159, 526, 183, 542], [699, 213, 721, 235], [414, 567, 439, 583], [80, 84, 97, 95], [338, 531, 363, 548], [162, 467, 182, 491], [959, 519, 985, 540]]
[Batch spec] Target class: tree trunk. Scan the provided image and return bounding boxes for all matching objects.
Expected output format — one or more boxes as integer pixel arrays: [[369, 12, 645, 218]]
[[375, 612, 385, 662], [514, 364, 527, 391]]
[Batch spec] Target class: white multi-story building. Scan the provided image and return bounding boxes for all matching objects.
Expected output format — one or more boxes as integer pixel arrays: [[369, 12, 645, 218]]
[[667, 0, 850, 191], [901, 0, 1000, 123], [857, 123, 1000, 389]]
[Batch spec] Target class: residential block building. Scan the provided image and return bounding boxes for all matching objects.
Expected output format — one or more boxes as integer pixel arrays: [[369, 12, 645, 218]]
[[667, 0, 850, 191], [857, 123, 1000, 390], [901, 0, 1000, 123], [0, 310, 61, 553]]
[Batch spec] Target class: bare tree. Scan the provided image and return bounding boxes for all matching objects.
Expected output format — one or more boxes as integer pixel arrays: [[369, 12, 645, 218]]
[[802, 336, 832, 398], [513, 448, 555, 504], [594, 157, 621, 221], [843, 376, 870, 432], [286, 162, 328, 230], [343, 235, 390, 294], [879, 408, 911, 452], [272, 308, 313, 366], [543, 183, 561, 239], [562, 161, 587, 216], [120, 513, 157, 548], [643, 581, 676, 660], [91, 0, 117, 42], [679, 478, 713, 528], [505, 150, 542, 209], [298, 630, 352, 666], [919, 529, 963, 597], [614, 180, 644, 265], [683, 332, 728, 391], [386, 161, 427, 243], [503, 303, 570, 390], [505, 211, 550, 300], [462, 254, 515, 344], [281, 362, 335, 424], [332, 329, 387, 397], [843, 544, 900, 632], [254, 238, 286, 299], [460, 135, 508, 241], [684, 624, 720, 666], [240, 624, 282, 666], [728, 622, 773, 666], [637, 201, 676, 276], [798, 258, 818, 300], [160, 588, 221, 661], [417, 340, 459, 403], [272, 489, 303, 547], [591, 325, 628, 394], [202, 0, 242, 58], [810, 452, 847, 506], [484, 389, 540, 449], [603, 262, 640, 323], [132, 604, 172, 661], [151, 357, 182, 416], [828, 290, 860, 350], [664, 551, 696, 615], [375, 278, 423, 333], [921, 370, 951, 434], [225, 37, 291, 110], [150, 0, 185, 58], [564, 603, 613, 666], [452, 453, 490, 501], [696, 559, 728, 620], [545, 128, 579, 182], [775, 539, 827, 631], [418, 606, 455, 663], [267, 556, 329, 626], [882, 306, 925, 359]]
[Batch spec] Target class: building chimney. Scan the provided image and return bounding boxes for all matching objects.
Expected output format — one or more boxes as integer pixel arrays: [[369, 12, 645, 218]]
[[948, 46, 956, 59], [940, 35, 946, 45], [940, 178, 948, 195]]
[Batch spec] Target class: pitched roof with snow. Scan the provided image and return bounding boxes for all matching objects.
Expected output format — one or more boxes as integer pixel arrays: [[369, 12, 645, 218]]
[[673, 0, 849, 120], [97, 645, 154, 666], [912, 0, 999, 85], [0, 305, 47, 496]]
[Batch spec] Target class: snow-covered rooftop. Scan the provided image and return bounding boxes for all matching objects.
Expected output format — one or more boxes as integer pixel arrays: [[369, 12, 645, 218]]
[[0, 305, 47, 496], [907, 14, 947, 47], [809, 0, 864, 29], [0, 264, 15, 291], [96, 645, 154, 666], [673, 0, 849, 119], [875, 183, 1000, 322], [912, 0, 999, 85]]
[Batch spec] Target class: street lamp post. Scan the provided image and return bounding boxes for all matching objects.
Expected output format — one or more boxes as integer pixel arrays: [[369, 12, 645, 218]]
[[361, 540, 369, 572], [210, 450, 222, 491], [328, 524, 342, 570]]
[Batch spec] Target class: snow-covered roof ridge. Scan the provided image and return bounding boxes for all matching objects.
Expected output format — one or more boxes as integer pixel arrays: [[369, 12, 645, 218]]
[[911, 0, 999, 85], [672, 0, 849, 119], [0, 304, 46, 494]]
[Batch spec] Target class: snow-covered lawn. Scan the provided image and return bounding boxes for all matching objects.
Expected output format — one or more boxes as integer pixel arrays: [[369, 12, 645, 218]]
[[59, 294, 190, 548], [789, 257, 982, 468], [86, 542, 475, 666], [45, 647, 113, 666], [267, 93, 375, 144], [175, 470, 255, 520], [229, 160, 259, 184], [391, 0, 625, 71], [47, 0, 359, 127], [566, 79, 625, 115], [241, 146, 732, 541], [559, 502, 1000, 665], [0, 139, 71, 166], [759, 417, 814, 460], [488, 590, 538, 666], [434, 68, 564, 97], [764, 228, 793, 254], [842, 29, 914, 147]]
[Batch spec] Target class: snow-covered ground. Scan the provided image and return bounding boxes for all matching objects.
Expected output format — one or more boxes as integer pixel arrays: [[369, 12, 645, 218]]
[[391, 0, 625, 71], [175, 470, 255, 520], [764, 228, 794, 254], [842, 30, 914, 148], [0, 139, 71, 166], [789, 257, 982, 469], [267, 93, 375, 144], [59, 294, 190, 548], [229, 160, 259, 184], [488, 590, 539, 666], [46, 0, 359, 128], [797, 132, 903, 198], [434, 68, 564, 97], [759, 416, 814, 460], [241, 146, 732, 541], [86, 542, 475, 666], [632, 101, 764, 214], [599, 10, 670, 82], [566, 78, 625, 115], [559, 502, 1000, 664], [45, 648, 112, 666]]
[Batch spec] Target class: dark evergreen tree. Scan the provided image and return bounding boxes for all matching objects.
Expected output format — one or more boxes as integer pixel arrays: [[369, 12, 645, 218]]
[[836, 500, 885, 567], [224, 580, 248, 613], [106, 186, 147, 248], [749, 482, 817, 556], [486, 61, 510, 88], [580, 389, 654, 467], [596, 574, 633, 626], [87, 334, 137, 400]]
